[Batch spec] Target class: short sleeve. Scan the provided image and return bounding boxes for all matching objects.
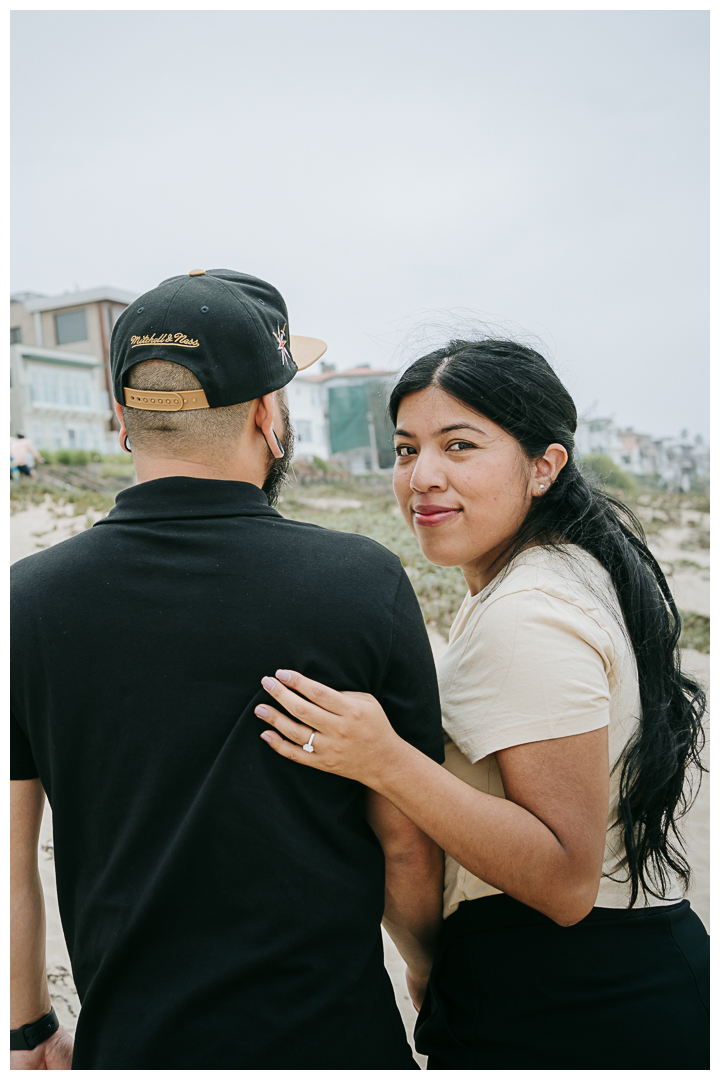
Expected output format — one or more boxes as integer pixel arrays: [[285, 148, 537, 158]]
[[378, 569, 445, 764], [441, 588, 613, 764], [11, 711, 39, 780]]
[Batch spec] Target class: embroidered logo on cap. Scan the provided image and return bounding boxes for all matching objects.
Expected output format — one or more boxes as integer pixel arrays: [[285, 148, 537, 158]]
[[131, 333, 200, 349], [273, 324, 291, 365]]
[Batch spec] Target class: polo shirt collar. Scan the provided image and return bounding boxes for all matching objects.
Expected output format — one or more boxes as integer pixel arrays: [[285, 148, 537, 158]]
[[96, 476, 280, 524]]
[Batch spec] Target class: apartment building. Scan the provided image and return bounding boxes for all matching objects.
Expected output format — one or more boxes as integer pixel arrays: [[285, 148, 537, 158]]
[[286, 365, 396, 472], [576, 415, 708, 491], [10, 286, 137, 452], [284, 369, 329, 461]]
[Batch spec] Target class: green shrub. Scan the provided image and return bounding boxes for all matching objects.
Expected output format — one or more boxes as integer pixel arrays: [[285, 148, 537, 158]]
[[11, 481, 116, 517], [99, 463, 136, 480], [681, 530, 710, 551], [99, 453, 131, 465], [679, 611, 710, 654], [40, 450, 131, 466], [580, 454, 636, 493], [50, 449, 92, 466]]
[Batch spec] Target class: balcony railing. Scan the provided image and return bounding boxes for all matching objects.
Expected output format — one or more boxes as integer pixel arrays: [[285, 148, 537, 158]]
[[27, 389, 111, 415]]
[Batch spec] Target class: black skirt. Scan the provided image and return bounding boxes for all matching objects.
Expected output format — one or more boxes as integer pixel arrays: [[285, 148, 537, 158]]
[[415, 893, 709, 1070]]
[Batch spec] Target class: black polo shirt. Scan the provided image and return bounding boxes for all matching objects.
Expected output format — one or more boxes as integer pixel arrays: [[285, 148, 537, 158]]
[[11, 477, 444, 1070]]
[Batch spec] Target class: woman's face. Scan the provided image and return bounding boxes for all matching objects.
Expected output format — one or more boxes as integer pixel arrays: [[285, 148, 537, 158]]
[[393, 386, 539, 592]]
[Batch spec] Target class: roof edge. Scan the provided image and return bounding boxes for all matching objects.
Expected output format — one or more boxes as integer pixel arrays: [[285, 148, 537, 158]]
[[22, 286, 138, 313], [11, 343, 103, 367]]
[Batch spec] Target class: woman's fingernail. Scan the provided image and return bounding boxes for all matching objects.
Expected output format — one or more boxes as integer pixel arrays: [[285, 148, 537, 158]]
[[255, 705, 269, 718], [260, 732, 273, 743], [276, 669, 291, 682], [261, 676, 276, 691]]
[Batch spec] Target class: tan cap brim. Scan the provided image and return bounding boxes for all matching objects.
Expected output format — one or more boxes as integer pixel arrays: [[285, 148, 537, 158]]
[[290, 335, 327, 370]]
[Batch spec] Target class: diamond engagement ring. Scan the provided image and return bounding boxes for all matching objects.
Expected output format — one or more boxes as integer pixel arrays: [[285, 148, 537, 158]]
[[302, 732, 316, 754]]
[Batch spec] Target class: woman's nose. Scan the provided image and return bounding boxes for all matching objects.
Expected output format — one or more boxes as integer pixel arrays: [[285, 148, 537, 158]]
[[409, 451, 447, 492]]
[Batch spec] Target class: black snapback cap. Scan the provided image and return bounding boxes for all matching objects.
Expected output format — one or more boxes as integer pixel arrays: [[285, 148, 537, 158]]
[[110, 269, 326, 412]]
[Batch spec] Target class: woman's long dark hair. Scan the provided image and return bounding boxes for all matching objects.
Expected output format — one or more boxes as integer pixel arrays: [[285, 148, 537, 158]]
[[390, 339, 706, 906]]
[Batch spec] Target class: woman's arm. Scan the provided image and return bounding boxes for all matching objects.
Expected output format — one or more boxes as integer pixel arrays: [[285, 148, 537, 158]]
[[256, 672, 609, 926]]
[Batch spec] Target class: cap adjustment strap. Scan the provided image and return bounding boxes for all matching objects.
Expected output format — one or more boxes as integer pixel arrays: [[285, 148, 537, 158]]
[[123, 388, 210, 412]]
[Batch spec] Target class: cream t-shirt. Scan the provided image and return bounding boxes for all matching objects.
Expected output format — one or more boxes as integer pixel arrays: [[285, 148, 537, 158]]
[[439, 544, 682, 918]]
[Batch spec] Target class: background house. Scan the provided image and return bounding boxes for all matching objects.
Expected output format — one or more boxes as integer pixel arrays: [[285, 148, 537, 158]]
[[286, 365, 396, 473], [10, 286, 708, 486], [576, 415, 708, 491], [10, 343, 113, 455], [10, 286, 136, 452]]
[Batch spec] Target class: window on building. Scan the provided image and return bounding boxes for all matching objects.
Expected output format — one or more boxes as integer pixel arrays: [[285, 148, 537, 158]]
[[29, 366, 60, 405], [296, 420, 313, 443], [54, 309, 88, 345], [63, 371, 92, 407], [11, 327, 21, 344], [28, 364, 92, 408]]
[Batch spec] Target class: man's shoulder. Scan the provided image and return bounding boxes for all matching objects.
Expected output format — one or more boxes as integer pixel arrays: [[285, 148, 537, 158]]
[[11, 513, 405, 592], [279, 515, 402, 567], [11, 529, 102, 591]]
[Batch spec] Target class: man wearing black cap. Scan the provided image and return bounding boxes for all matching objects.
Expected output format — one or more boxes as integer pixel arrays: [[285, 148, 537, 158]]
[[11, 270, 445, 1070]]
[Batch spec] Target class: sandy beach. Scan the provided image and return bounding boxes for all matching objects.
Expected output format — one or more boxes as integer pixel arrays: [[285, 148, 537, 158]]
[[11, 495, 709, 1062]]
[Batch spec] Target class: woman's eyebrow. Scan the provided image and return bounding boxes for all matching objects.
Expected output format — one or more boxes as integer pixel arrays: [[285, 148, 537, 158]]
[[439, 423, 488, 436], [394, 422, 489, 438]]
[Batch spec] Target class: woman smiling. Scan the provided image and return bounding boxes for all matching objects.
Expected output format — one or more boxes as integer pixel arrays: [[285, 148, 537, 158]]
[[256, 339, 709, 1070]]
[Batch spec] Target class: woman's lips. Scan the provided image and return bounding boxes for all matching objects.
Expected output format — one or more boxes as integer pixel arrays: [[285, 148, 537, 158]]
[[413, 504, 462, 528]]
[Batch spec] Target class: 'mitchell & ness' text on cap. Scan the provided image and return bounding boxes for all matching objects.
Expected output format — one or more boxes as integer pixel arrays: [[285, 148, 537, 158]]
[[110, 268, 326, 412]]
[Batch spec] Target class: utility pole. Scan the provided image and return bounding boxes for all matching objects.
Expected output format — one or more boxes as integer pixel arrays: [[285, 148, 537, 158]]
[[366, 411, 380, 472]]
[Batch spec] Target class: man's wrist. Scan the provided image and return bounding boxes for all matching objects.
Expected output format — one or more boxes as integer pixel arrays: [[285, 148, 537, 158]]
[[10, 1007, 59, 1051]]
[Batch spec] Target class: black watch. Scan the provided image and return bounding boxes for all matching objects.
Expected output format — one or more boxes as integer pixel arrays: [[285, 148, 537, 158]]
[[10, 1007, 59, 1051]]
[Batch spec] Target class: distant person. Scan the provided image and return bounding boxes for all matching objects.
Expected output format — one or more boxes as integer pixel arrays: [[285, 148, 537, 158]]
[[10, 433, 44, 480], [10, 439, 19, 482], [11, 269, 444, 1070], [256, 339, 710, 1070]]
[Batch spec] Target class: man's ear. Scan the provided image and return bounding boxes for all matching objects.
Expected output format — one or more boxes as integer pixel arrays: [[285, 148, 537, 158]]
[[114, 401, 131, 455], [254, 392, 284, 459]]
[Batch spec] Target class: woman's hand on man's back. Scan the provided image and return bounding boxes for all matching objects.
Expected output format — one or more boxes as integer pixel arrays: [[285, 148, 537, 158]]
[[255, 669, 410, 789]]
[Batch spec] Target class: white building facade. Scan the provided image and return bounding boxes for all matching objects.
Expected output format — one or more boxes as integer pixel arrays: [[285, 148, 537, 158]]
[[574, 417, 624, 460], [10, 285, 137, 452], [284, 374, 329, 461], [10, 344, 114, 453]]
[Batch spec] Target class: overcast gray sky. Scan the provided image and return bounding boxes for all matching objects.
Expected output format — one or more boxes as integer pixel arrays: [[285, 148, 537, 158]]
[[11, 10, 709, 438]]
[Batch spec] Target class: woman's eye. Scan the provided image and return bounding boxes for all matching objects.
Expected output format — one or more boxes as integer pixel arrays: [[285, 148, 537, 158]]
[[394, 445, 416, 458], [447, 440, 475, 452]]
